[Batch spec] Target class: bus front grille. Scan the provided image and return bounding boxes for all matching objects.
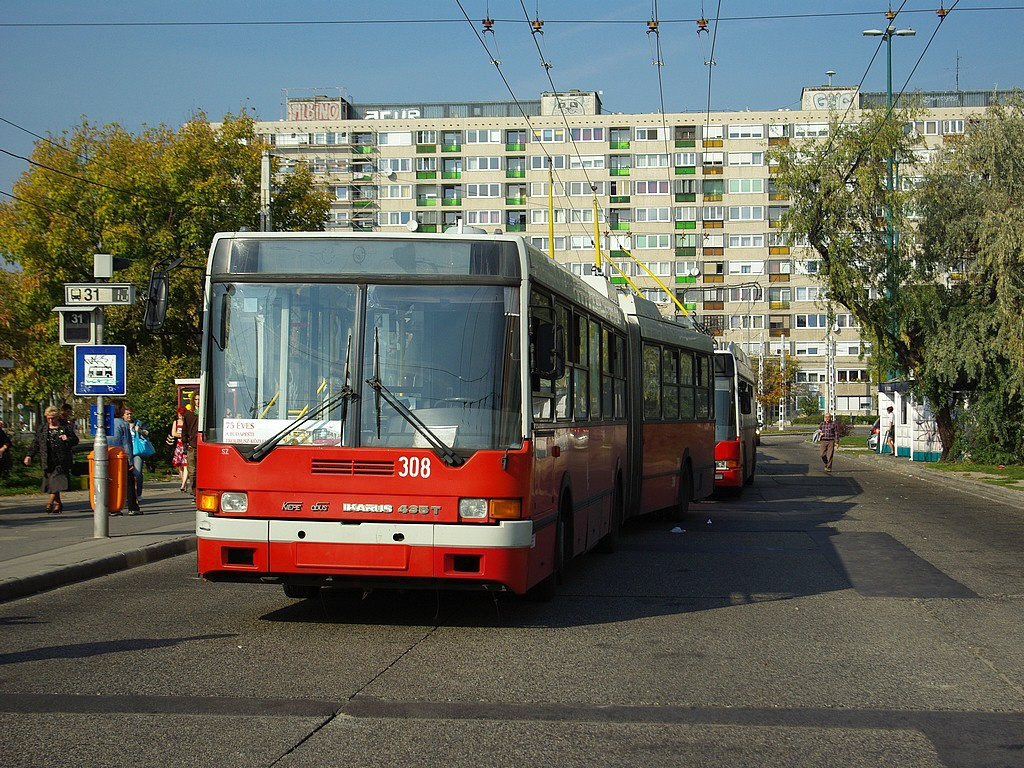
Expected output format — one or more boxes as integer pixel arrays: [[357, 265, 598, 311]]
[[311, 459, 395, 477]]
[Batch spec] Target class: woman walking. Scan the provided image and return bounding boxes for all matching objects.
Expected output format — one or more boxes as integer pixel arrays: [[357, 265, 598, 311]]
[[23, 405, 79, 513], [168, 407, 189, 492]]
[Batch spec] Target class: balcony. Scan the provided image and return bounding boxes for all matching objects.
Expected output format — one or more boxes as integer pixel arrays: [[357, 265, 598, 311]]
[[416, 144, 437, 153], [505, 143, 526, 151], [352, 199, 376, 208], [441, 171, 462, 179], [351, 145, 374, 155], [441, 197, 462, 206], [769, 219, 784, 228], [675, 246, 696, 257], [505, 169, 526, 178], [441, 144, 461, 153], [675, 139, 696, 148], [675, 220, 697, 230], [610, 195, 630, 204], [416, 198, 438, 207], [675, 166, 696, 175], [609, 167, 631, 176], [703, 193, 723, 202], [769, 246, 790, 255], [703, 301, 724, 311], [505, 197, 526, 206], [767, 137, 790, 146], [768, 273, 790, 282], [769, 301, 791, 310], [702, 139, 724, 147], [703, 274, 724, 283], [769, 328, 789, 337], [416, 171, 438, 179], [674, 193, 696, 202], [609, 221, 632, 231], [702, 220, 724, 229], [703, 166, 723, 175], [703, 247, 723, 256], [675, 275, 697, 284], [506, 223, 526, 232], [609, 140, 630, 149], [418, 224, 438, 233]]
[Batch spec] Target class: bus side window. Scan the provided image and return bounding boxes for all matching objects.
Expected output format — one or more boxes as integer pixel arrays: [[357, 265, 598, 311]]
[[739, 381, 753, 414]]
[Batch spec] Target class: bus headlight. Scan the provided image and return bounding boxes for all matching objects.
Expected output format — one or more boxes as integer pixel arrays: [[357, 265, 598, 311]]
[[220, 492, 249, 513], [715, 460, 728, 470], [459, 499, 487, 519]]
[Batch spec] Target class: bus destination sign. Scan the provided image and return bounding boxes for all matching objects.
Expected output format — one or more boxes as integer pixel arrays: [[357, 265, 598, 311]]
[[64, 283, 136, 306]]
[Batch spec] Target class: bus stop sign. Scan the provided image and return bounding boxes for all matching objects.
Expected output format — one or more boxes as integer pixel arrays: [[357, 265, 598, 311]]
[[74, 345, 127, 396]]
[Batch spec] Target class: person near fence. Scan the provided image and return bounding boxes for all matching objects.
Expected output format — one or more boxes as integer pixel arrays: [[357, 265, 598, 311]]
[[818, 412, 840, 473], [885, 405, 896, 456], [23, 405, 79, 513], [111, 402, 142, 515], [181, 405, 198, 494]]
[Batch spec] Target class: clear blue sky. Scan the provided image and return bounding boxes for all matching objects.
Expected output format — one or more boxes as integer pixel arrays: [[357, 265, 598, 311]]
[[1, 1, 1021, 199]]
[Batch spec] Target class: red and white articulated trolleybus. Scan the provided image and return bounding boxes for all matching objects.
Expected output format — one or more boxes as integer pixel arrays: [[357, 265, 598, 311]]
[[713, 343, 758, 490], [195, 230, 715, 599]]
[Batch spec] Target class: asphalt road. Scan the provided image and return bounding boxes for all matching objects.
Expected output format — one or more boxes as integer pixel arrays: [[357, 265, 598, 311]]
[[1, 434, 1022, 767]]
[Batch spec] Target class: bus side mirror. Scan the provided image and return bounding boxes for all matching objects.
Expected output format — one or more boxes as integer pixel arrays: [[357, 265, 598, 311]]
[[531, 322, 565, 379], [143, 270, 170, 331]]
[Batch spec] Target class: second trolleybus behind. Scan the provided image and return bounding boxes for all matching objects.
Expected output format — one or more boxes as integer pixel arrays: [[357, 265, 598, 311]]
[[713, 343, 758, 490]]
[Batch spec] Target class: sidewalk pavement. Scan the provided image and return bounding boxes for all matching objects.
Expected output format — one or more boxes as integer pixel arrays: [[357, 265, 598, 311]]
[[0, 480, 197, 603]]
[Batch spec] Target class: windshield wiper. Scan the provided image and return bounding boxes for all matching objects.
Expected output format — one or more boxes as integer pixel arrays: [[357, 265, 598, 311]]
[[249, 334, 358, 462], [365, 327, 464, 467]]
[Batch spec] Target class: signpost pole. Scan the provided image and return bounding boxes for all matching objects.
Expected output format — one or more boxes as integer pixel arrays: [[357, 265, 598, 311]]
[[92, 303, 108, 538]]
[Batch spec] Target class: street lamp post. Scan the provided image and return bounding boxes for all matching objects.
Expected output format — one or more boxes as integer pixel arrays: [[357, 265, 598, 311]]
[[863, 17, 915, 379]]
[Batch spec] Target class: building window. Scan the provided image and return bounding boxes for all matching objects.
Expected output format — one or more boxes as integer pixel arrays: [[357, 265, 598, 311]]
[[728, 178, 764, 194], [465, 156, 501, 171], [634, 153, 670, 168], [729, 205, 764, 221], [635, 126, 666, 141], [729, 234, 764, 248], [465, 129, 501, 143], [570, 127, 604, 142], [635, 234, 671, 249], [728, 152, 764, 166], [635, 180, 670, 195], [531, 128, 565, 143], [635, 207, 671, 222], [570, 155, 605, 170], [728, 124, 765, 139], [530, 155, 567, 170]]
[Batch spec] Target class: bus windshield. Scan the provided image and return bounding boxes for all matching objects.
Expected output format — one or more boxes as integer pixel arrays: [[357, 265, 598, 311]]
[[205, 281, 523, 453]]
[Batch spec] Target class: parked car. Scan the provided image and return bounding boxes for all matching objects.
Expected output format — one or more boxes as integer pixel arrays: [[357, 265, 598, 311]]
[[867, 418, 880, 450]]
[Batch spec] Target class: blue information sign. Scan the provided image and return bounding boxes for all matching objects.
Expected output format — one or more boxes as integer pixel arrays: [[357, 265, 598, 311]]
[[74, 344, 127, 396], [89, 404, 116, 434]]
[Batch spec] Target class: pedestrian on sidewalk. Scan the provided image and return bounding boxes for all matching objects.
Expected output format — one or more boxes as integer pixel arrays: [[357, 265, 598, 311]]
[[181, 405, 198, 495], [0, 421, 13, 479], [818, 412, 840, 473], [122, 405, 149, 501], [23, 405, 79, 513], [167, 408, 188, 492], [111, 402, 142, 515], [885, 405, 896, 456]]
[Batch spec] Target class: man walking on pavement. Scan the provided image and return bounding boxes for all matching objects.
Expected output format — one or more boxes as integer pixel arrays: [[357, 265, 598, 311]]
[[818, 412, 840, 473]]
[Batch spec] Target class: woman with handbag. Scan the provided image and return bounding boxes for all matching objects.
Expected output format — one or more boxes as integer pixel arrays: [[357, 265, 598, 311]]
[[23, 405, 79, 513], [167, 408, 188, 493], [123, 405, 153, 502]]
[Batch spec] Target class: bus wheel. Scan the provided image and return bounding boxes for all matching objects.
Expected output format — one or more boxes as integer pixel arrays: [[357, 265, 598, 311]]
[[672, 466, 692, 522], [529, 512, 565, 601], [595, 478, 623, 554], [283, 583, 320, 600]]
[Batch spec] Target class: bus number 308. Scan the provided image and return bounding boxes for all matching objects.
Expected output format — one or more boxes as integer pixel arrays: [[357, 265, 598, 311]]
[[398, 456, 432, 478]]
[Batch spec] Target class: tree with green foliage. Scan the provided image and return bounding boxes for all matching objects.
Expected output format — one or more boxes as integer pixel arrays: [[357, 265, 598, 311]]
[[915, 95, 1024, 463], [753, 355, 800, 425], [0, 112, 330, 438], [765, 106, 970, 454]]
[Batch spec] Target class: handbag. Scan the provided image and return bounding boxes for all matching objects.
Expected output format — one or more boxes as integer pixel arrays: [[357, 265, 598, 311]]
[[133, 424, 156, 458]]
